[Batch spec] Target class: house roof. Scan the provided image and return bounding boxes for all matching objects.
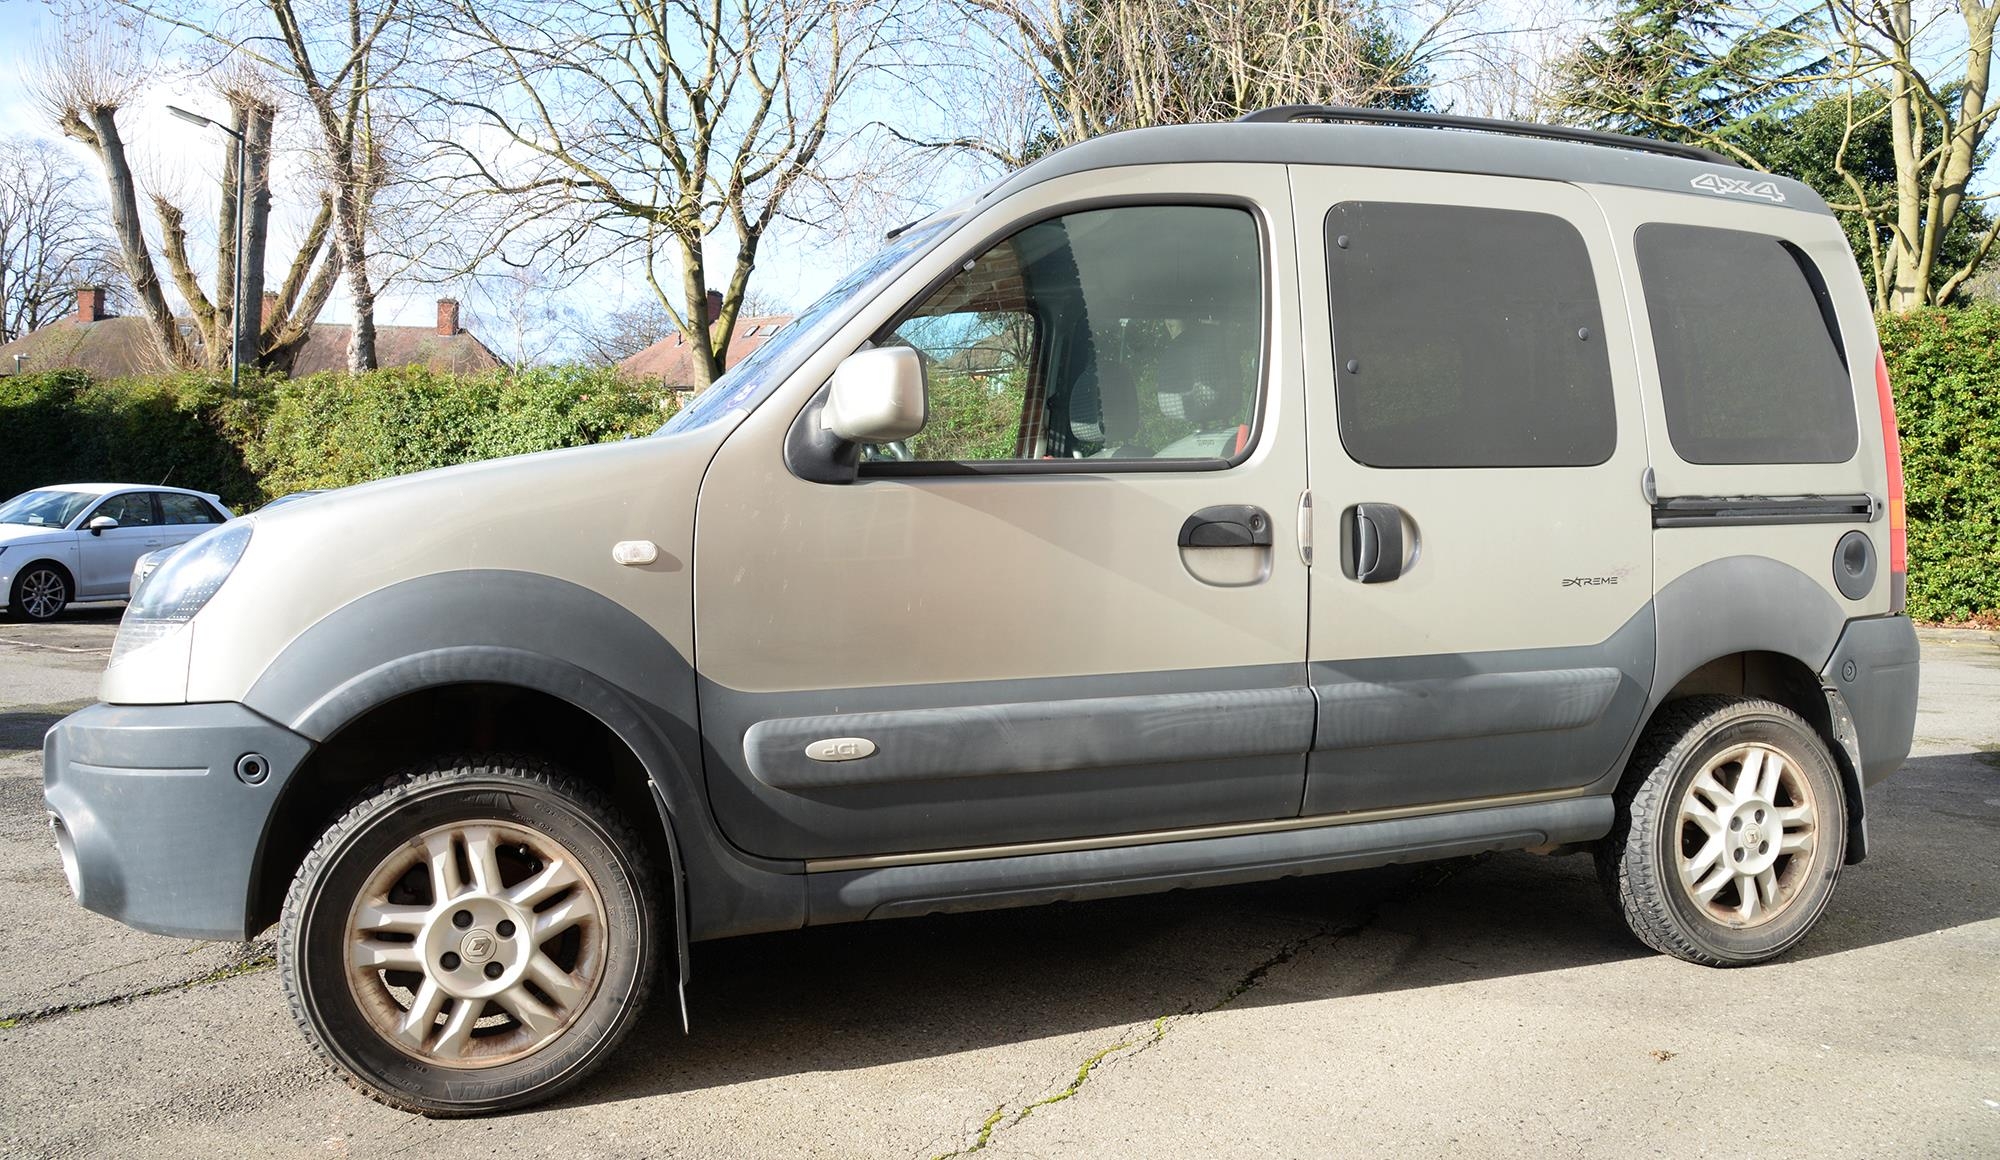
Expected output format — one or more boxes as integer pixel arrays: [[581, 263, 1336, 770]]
[[289, 323, 503, 377], [0, 317, 180, 379], [0, 315, 504, 379], [617, 315, 792, 386]]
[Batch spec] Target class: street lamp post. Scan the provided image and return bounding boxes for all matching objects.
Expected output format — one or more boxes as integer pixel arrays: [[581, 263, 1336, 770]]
[[167, 104, 250, 392]]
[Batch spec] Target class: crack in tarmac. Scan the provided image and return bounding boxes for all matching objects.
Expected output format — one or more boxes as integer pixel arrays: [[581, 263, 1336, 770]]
[[0, 637, 114, 656], [925, 860, 1476, 1159], [0, 940, 276, 1031]]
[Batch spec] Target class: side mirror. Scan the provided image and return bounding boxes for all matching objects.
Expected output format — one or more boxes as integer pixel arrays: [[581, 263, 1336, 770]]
[[87, 516, 118, 536], [823, 347, 927, 444]]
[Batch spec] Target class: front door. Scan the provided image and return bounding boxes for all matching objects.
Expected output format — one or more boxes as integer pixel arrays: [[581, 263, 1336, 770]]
[[694, 169, 1313, 861], [76, 491, 165, 598], [1291, 168, 1657, 815]]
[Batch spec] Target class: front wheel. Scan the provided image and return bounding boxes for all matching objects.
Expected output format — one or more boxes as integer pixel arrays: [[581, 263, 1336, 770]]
[[1598, 697, 1847, 966], [9, 563, 70, 622], [280, 759, 659, 1115]]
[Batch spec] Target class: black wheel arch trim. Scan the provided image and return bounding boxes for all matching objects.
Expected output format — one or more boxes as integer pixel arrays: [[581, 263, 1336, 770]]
[[241, 569, 813, 1028], [1632, 556, 1879, 863]]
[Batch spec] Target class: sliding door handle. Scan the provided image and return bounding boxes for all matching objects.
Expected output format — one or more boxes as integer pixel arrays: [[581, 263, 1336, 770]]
[[1341, 503, 1407, 583]]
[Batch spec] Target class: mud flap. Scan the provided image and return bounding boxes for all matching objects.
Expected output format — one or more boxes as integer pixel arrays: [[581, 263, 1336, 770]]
[[647, 780, 694, 1033]]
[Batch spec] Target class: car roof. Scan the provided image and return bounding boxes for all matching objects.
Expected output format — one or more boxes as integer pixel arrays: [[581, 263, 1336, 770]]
[[991, 120, 1826, 215], [49, 483, 225, 502]]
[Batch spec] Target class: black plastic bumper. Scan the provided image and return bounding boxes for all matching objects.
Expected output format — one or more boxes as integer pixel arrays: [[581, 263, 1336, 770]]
[[1821, 615, 1921, 787], [42, 702, 313, 940]]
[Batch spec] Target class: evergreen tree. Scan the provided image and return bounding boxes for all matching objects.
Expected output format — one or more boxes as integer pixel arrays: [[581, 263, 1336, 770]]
[[1554, 0, 1826, 153]]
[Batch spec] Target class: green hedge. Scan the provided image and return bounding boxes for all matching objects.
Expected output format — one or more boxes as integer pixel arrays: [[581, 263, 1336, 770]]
[[1879, 306, 2000, 625], [0, 366, 678, 512], [0, 370, 270, 509], [248, 366, 677, 495]]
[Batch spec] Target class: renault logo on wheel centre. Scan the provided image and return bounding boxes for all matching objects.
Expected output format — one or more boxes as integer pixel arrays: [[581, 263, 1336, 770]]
[[460, 930, 496, 962]]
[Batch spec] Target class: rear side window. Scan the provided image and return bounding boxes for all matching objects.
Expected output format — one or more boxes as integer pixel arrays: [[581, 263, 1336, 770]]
[[1326, 202, 1616, 468], [159, 494, 224, 525], [1635, 223, 1858, 464]]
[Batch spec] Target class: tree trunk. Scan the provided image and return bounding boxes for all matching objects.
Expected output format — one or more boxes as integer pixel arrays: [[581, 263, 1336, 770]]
[[336, 181, 377, 373], [73, 106, 186, 366], [238, 103, 274, 372], [680, 239, 720, 389], [217, 113, 240, 364]]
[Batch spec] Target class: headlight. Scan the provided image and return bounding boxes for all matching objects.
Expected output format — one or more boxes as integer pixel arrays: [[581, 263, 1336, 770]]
[[112, 522, 253, 662]]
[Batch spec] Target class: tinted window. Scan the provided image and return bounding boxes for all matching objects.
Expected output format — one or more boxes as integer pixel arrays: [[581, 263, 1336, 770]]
[[160, 493, 223, 525], [874, 204, 1264, 465], [91, 493, 157, 527], [1326, 202, 1616, 468], [1636, 223, 1857, 464]]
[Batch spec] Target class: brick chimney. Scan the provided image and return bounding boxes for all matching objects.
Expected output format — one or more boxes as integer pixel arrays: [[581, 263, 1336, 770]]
[[436, 298, 461, 337], [261, 291, 279, 328], [76, 286, 106, 323], [705, 289, 723, 325]]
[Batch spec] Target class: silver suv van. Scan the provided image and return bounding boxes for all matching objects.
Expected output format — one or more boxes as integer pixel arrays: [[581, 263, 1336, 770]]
[[44, 107, 1920, 1115]]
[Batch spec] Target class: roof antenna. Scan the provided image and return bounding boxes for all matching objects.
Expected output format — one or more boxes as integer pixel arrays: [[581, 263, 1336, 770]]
[[159, 466, 175, 486]]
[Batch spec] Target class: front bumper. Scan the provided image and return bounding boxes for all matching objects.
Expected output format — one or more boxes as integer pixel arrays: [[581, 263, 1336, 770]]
[[43, 702, 313, 940]]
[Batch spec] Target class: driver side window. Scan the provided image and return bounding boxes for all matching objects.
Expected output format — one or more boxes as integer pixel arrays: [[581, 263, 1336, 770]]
[[872, 203, 1264, 465], [91, 493, 157, 527]]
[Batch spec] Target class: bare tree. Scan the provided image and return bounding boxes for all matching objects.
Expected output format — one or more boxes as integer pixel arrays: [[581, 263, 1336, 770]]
[[34, 30, 344, 370], [424, 0, 892, 389], [111, 0, 420, 370], [470, 264, 571, 367], [0, 136, 124, 343], [1829, 0, 2000, 309], [572, 299, 681, 364], [897, 0, 1476, 166]]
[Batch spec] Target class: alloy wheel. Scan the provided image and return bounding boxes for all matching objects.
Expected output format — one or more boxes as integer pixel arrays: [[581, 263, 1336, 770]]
[[1674, 743, 1819, 927], [344, 820, 607, 1067], [18, 567, 66, 620]]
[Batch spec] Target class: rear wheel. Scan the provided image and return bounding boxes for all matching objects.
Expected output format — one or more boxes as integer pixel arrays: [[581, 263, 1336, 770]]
[[8, 563, 70, 622], [280, 758, 658, 1115], [1598, 697, 1847, 966]]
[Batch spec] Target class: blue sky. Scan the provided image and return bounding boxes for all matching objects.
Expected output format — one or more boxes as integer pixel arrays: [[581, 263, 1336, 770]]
[[0, 0, 987, 350]]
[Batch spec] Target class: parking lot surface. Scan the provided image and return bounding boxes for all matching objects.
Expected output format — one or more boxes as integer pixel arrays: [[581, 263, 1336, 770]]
[[1, 610, 1995, 1158]]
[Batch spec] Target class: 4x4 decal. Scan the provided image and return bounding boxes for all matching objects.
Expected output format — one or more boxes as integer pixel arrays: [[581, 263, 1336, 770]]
[[1690, 173, 1786, 204]]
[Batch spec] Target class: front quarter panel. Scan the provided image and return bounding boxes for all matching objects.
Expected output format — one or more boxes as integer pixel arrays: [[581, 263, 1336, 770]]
[[181, 430, 718, 705]]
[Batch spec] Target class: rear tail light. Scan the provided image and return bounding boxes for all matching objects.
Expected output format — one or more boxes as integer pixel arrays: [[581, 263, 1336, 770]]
[[1873, 351, 1907, 612]]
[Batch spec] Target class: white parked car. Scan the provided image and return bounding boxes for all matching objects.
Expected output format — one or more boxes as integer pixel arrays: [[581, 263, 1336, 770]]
[[0, 484, 234, 622]]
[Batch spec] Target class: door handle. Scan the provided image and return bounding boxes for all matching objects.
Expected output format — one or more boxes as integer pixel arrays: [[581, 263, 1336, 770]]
[[1178, 505, 1273, 549], [1341, 503, 1407, 583]]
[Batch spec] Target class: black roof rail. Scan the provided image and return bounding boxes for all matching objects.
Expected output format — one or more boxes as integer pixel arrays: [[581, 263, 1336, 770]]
[[1234, 105, 1738, 168]]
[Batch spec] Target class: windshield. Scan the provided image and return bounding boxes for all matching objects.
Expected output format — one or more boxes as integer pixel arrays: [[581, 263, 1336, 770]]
[[0, 490, 96, 528], [658, 215, 959, 435]]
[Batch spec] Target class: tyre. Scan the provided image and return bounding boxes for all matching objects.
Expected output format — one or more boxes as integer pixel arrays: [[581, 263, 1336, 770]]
[[281, 758, 659, 1115], [1598, 696, 1847, 966], [8, 563, 70, 622]]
